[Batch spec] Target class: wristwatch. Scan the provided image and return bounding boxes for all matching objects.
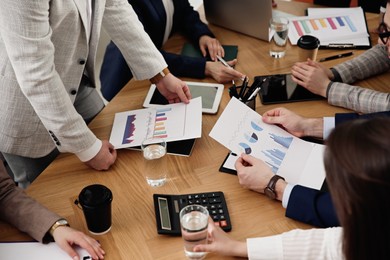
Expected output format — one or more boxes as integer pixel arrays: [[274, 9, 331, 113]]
[[49, 219, 69, 236], [264, 175, 285, 200], [149, 68, 170, 84]]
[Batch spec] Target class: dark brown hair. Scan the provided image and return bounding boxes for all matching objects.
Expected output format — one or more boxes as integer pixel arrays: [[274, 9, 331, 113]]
[[324, 117, 390, 260]]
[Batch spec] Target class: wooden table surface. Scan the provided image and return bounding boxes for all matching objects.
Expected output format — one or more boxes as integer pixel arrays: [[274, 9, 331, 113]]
[[0, 1, 384, 259]]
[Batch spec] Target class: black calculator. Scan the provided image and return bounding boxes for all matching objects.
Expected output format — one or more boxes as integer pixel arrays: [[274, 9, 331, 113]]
[[153, 191, 232, 235]]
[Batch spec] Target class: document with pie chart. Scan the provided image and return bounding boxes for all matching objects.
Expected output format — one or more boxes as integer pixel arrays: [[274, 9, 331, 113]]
[[209, 97, 325, 189]]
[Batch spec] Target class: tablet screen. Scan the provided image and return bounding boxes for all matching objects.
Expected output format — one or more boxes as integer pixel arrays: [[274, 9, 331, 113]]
[[143, 81, 224, 114], [256, 74, 325, 104]]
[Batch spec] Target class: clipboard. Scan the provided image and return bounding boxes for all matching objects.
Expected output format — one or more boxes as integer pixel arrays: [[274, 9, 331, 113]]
[[306, 7, 372, 50]]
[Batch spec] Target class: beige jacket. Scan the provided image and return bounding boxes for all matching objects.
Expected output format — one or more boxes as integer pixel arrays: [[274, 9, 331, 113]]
[[0, 0, 166, 159]]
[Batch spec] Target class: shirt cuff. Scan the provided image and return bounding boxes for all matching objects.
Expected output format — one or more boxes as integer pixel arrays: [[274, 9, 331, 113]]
[[323, 117, 335, 140], [75, 139, 102, 162], [282, 183, 295, 208], [247, 235, 283, 259]]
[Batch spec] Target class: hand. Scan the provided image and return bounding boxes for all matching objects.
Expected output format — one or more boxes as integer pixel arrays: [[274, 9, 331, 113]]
[[52, 226, 105, 260], [262, 107, 324, 138], [291, 59, 332, 97], [198, 35, 224, 61], [155, 73, 191, 104], [193, 218, 247, 258], [235, 153, 274, 193], [272, 0, 277, 7], [205, 59, 245, 83], [85, 140, 117, 170]]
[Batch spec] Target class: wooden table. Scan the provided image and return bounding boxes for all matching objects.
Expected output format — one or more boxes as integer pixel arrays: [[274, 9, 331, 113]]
[[0, 1, 384, 259]]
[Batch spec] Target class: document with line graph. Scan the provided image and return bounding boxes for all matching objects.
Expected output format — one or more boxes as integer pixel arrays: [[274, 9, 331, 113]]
[[209, 97, 325, 189], [110, 97, 202, 149]]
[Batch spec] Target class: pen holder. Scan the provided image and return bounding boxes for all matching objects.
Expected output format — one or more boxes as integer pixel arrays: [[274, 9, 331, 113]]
[[228, 83, 256, 111], [244, 97, 256, 111]]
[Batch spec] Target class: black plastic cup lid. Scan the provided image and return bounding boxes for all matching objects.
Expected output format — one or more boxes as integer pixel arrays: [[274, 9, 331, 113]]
[[78, 184, 112, 208], [297, 35, 320, 50]]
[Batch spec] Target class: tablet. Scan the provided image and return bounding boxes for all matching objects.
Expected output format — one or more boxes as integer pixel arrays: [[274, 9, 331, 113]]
[[255, 74, 325, 104], [143, 81, 224, 114]]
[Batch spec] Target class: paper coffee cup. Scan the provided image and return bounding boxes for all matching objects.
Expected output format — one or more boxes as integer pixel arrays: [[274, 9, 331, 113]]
[[297, 35, 320, 61], [77, 184, 113, 235]]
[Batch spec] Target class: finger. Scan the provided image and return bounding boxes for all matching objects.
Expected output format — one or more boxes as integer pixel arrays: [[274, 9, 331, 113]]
[[240, 154, 257, 165], [200, 45, 208, 58], [58, 241, 80, 260]]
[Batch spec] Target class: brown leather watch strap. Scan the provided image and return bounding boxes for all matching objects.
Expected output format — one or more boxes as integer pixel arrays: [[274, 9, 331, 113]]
[[149, 68, 170, 84]]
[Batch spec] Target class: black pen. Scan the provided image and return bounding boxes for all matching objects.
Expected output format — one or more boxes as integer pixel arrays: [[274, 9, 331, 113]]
[[239, 76, 249, 100], [319, 52, 353, 62]]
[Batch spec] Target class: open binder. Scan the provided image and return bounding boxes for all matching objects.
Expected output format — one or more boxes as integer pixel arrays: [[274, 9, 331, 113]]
[[289, 7, 371, 49]]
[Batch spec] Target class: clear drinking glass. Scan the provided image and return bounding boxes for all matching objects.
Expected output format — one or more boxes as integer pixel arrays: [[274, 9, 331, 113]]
[[179, 205, 209, 260], [269, 17, 289, 58], [141, 138, 167, 187]]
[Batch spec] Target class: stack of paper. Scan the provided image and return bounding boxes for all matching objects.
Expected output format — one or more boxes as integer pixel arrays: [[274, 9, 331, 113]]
[[288, 7, 370, 48]]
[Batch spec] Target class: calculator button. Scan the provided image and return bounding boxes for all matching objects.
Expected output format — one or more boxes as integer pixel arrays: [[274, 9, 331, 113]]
[[209, 205, 217, 210], [209, 198, 222, 204], [219, 215, 225, 220], [220, 220, 227, 227], [187, 195, 193, 200], [188, 200, 194, 204], [218, 209, 224, 214], [208, 193, 218, 198], [210, 210, 218, 215]]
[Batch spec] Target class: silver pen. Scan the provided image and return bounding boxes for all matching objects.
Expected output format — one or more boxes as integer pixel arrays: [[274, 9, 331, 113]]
[[216, 55, 233, 68]]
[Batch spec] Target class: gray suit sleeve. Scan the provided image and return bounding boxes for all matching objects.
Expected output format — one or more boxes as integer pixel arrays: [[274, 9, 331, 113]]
[[327, 45, 390, 113]]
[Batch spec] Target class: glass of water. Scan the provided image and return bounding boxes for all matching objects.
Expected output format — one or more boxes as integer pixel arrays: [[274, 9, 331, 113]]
[[180, 205, 209, 260], [269, 17, 289, 58], [141, 137, 167, 187]]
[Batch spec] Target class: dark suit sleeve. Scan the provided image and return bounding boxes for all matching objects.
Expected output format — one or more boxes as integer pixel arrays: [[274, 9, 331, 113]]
[[172, 0, 215, 44], [0, 163, 60, 242], [335, 111, 390, 125], [285, 185, 339, 228]]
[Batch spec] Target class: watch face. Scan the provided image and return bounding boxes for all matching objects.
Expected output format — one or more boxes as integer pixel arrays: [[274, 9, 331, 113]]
[[58, 219, 68, 225], [264, 187, 276, 200]]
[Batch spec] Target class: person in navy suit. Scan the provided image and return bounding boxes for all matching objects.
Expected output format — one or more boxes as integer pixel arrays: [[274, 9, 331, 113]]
[[100, 0, 245, 101], [235, 108, 390, 228]]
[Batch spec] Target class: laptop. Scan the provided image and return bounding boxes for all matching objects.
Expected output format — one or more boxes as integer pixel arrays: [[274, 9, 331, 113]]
[[204, 0, 272, 41]]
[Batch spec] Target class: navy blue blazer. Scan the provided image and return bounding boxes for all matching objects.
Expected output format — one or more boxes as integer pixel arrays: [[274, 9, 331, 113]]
[[100, 0, 215, 101], [285, 111, 390, 227]]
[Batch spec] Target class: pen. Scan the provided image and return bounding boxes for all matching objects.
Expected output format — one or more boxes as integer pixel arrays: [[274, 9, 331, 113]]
[[216, 55, 233, 68], [246, 77, 267, 101], [216, 54, 237, 86], [319, 52, 353, 62], [239, 76, 249, 99]]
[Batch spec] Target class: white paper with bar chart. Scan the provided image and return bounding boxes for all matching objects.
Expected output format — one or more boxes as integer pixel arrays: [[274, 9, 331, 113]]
[[110, 97, 202, 149], [288, 7, 370, 48]]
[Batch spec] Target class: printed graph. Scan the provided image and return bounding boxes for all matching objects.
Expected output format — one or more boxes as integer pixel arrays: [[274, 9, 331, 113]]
[[122, 114, 137, 144], [153, 107, 171, 138], [292, 15, 357, 37]]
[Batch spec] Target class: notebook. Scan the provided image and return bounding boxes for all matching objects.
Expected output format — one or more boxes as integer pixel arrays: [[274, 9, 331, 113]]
[[203, 0, 272, 41], [181, 43, 238, 62]]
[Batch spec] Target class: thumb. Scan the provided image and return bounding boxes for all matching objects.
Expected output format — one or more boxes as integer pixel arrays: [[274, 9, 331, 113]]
[[193, 244, 211, 253], [262, 114, 283, 126], [241, 154, 257, 166]]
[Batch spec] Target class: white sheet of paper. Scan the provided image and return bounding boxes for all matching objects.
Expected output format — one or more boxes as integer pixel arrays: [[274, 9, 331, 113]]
[[0, 242, 90, 260], [110, 97, 202, 149], [209, 97, 325, 189], [288, 7, 369, 46]]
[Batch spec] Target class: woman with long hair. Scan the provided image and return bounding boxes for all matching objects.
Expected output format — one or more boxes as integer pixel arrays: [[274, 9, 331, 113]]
[[194, 117, 390, 259]]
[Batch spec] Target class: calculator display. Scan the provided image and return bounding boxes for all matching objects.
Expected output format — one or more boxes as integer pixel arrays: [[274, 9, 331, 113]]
[[158, 197, 171, 230]]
